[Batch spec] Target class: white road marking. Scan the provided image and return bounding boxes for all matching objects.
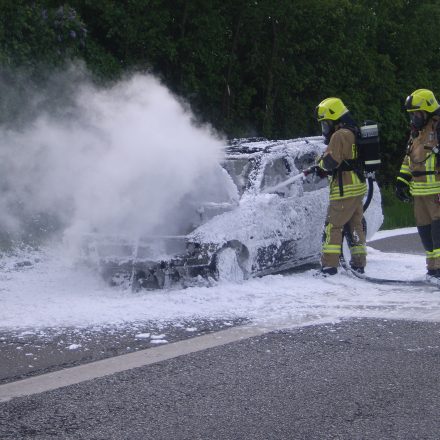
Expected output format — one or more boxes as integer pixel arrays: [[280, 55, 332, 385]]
[[0, 323, 280, 403]]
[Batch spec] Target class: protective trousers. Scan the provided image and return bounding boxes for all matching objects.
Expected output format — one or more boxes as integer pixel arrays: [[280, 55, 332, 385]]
[[321, 195, 366, 268], [414, 194, 440, 271]]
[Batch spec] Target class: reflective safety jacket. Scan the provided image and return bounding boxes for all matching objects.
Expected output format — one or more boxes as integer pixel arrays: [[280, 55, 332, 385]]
[[397, 116, 440, 196], [319, 128, 367, 201]]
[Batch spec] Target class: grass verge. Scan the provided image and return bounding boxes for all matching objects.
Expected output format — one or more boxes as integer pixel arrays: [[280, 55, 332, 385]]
[[379, 185, 415, 230]]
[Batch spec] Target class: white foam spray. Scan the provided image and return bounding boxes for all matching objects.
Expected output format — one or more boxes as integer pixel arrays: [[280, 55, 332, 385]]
[[0, 71, 235, 251]]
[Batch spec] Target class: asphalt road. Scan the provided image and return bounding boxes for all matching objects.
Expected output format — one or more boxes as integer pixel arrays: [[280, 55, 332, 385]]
[[369, 232, 424, 255], [0, 318, 248, 385], [1, 318, 440, 440], [1, 232, 440, 439]]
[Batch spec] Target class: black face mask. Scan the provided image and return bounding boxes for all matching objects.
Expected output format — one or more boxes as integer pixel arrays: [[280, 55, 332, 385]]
[[409, 111, 427, 130], [321, 120, 334, 144]]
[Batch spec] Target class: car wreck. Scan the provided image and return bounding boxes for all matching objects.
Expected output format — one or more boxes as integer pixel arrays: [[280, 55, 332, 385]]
[[80, 136, 383, 290]]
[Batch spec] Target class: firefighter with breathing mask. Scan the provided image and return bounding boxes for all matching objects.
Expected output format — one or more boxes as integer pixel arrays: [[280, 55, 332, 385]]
[[395, 88, 440, 282], [314, 97, 367, 275]]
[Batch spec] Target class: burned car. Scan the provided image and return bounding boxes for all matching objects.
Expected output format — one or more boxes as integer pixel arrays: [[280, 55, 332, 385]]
[[80, 137, 383, 289]]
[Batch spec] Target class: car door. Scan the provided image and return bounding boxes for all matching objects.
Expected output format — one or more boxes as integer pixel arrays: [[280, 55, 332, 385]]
[[255, 156, 300, 272], [257, 153, 326, 272]]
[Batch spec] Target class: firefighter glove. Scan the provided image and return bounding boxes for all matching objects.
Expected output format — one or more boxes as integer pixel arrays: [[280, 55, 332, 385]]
[[308, 165, 328, 179], [395, 180, 411, 203]]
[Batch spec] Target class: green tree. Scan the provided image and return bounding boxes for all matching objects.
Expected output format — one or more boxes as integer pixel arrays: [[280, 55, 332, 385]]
[[2, 0, 440, 186]]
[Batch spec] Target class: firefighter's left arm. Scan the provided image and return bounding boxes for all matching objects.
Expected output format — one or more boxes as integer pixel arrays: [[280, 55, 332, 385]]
[[319, 153, 339, 171]]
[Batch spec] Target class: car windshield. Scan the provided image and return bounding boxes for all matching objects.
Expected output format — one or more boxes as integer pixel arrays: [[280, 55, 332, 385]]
[[222, 157, 255, 195]]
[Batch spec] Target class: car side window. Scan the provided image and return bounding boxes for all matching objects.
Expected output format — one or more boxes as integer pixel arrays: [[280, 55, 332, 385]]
[[260, 158, 290, 193], [294, 152, 316, 171]]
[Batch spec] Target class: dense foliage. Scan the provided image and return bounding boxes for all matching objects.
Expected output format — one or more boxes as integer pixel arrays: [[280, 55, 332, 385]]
[[1, 0, 440, 185]]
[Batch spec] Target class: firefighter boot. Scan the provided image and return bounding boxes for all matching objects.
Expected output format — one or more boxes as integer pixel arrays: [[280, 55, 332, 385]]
[[321, 266, 337, 276]]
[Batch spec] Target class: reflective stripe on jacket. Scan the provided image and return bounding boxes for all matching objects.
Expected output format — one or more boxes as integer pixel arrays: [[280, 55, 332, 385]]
[[319, 128, 367, 201], [398, 116, 440, 196]]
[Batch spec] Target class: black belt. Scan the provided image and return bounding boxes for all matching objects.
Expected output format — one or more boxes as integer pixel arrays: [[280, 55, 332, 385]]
[[412, 170, 439, 177], [333, 160, 365, 197]]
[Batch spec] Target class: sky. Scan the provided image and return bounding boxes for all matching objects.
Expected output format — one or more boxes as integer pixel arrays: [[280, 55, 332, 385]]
[[1, 226, 439, 334]]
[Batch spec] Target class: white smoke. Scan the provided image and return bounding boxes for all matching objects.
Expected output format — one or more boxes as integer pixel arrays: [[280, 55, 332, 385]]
[[0, 72, 234, 249]]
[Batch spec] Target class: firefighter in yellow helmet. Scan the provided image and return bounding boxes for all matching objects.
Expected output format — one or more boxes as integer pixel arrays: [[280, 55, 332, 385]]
[[395, 88, 440, 282], [314, 97, 367, 275]]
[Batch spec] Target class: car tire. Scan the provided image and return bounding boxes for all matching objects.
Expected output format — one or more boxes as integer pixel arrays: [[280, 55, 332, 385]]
[[133, 270, 161, 291], [214, 247, 245, 282]]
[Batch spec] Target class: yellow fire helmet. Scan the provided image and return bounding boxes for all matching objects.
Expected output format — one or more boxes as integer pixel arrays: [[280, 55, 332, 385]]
[[405, 89, 440, 113], [315, 97, 349, 122]]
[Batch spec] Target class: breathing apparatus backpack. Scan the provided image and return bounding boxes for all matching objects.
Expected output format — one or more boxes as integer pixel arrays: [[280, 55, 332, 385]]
[[357, 120, 381, 173], [333, 120, 381, 199]]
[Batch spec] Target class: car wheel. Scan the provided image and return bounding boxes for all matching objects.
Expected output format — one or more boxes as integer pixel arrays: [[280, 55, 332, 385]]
[[215, 247, 245, 282], [133, 270, 161, 291]]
